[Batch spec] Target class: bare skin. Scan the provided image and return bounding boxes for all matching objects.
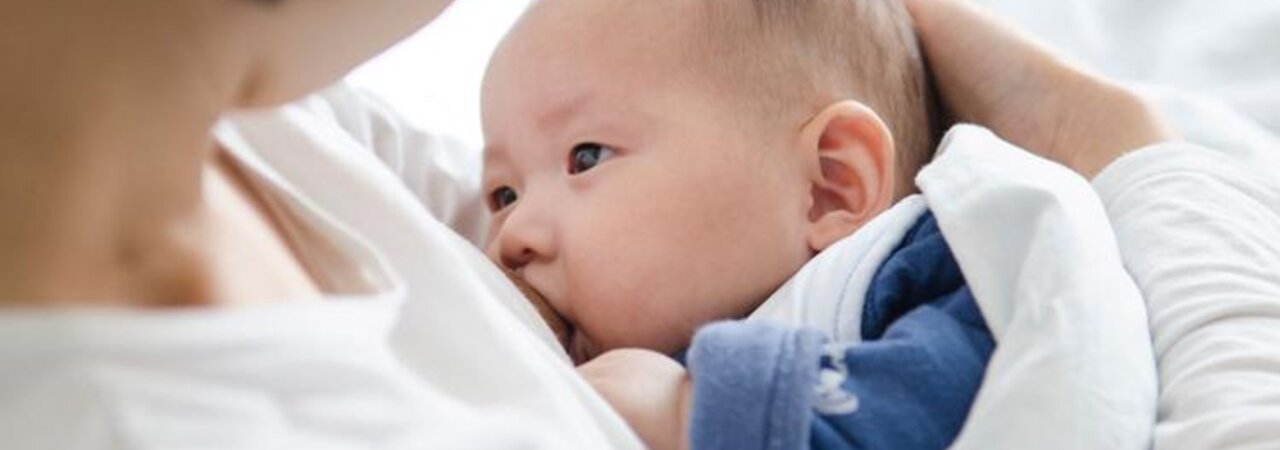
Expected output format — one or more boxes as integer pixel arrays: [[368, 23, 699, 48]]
[[0, 0, 451, 307], [576, 1, 1176, 449], [902, 0, 1176, 177]]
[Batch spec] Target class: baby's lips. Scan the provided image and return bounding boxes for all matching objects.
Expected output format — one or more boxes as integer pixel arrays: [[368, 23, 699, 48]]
[[502, 268, 572, 352]]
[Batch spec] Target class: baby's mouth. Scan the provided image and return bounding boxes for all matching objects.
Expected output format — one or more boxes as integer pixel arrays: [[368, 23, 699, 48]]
[[566, 328, 599, 366], [502, 268, 573, 354]]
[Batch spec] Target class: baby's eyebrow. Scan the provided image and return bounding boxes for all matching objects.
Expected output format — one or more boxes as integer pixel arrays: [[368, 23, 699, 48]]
[[482, 92, 591, 165], [536, 92, 593, 132]]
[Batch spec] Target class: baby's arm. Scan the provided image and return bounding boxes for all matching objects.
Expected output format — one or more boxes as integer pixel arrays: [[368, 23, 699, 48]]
[[685, 293, 991, 450], [580, 290, 990, 450]]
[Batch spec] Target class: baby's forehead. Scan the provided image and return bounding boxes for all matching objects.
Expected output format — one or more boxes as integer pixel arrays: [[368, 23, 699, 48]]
[[486, 0, 845, 144], [489, 1, 727, 109], [513, 0, 712, 57]]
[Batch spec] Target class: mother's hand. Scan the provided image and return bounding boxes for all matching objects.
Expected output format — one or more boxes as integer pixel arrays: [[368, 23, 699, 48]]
[[904, 0, 1176, 178]]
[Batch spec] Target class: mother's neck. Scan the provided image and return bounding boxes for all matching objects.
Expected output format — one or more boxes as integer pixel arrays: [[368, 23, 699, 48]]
[[0, 2, 251, 304]]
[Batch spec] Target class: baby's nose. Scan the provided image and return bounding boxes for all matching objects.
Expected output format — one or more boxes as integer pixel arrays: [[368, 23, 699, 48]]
[[490, 206, 557, 272], [498, 242, 538, 273]]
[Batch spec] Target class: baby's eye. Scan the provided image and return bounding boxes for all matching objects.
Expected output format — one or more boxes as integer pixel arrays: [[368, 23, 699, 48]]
[[569, 143, 616, 175], [490, 186, 518, 211]]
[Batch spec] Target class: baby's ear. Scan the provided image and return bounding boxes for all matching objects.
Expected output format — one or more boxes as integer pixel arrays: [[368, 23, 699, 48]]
[[799, 100, 896, 252]]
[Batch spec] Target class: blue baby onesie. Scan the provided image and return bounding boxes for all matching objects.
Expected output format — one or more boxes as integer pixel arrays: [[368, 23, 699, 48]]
[[685, 212, 994, 450]]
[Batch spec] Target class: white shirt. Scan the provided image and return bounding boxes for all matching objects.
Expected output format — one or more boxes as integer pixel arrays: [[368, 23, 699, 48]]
[[1094, 142, 1280, 450]]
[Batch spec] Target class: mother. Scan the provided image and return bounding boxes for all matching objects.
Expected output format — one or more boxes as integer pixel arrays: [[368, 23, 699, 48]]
[[0, 0, 1275, 449]]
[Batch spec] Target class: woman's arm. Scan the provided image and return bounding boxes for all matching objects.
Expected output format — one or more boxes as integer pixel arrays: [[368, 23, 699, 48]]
[[1094, 145, 1280, 449], [903, 0, 1175, 178]]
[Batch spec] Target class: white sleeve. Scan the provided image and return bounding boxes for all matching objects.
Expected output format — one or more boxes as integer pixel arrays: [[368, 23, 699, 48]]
[[1092, 144, 1280, 450], [296, 83, 489, 244]]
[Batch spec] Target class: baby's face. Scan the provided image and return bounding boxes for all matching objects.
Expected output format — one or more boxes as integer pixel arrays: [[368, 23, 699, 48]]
[[481, 0, 813, 361]]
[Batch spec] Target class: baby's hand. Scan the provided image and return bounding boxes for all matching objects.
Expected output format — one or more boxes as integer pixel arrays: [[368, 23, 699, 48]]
[[578, 349, 691, 450]]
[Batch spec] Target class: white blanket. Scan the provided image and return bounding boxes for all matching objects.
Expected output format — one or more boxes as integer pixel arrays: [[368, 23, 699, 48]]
[[924, 127, 1158, 449]]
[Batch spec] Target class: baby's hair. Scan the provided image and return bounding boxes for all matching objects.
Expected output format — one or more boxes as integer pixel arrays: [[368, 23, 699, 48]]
[[694, 0, 939, 189]]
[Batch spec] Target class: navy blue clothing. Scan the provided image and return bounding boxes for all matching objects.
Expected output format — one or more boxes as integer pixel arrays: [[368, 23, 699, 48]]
[[686, 213, 995, 450]]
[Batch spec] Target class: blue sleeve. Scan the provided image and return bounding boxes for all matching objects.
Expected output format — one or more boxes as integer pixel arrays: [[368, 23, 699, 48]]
[[686, 288, 992, 450], [685, 321, 825, 450]]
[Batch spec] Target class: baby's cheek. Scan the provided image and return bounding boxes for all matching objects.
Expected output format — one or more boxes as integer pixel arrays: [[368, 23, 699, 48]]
[[579, 289, 690, 355], [566, 191, 726, 353]]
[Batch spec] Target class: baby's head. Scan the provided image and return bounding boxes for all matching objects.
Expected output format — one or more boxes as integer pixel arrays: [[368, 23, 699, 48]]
[[481, 0, 936, 361]]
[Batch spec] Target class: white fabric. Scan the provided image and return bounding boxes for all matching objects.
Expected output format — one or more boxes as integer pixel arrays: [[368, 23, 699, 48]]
[[920, 126, 1157, 450], [748, 195, 927, 341], [1094, 144, 1280, 449], [0, 302, 548, 450]]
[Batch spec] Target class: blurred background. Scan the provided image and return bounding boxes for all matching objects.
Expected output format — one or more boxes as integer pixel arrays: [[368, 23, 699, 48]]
[[348, 0, 531, 150], [348, 0, 1280, 153]]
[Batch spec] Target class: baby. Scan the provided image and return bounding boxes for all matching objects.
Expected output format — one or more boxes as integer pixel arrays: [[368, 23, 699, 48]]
[[481, 0, 991, 448]]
